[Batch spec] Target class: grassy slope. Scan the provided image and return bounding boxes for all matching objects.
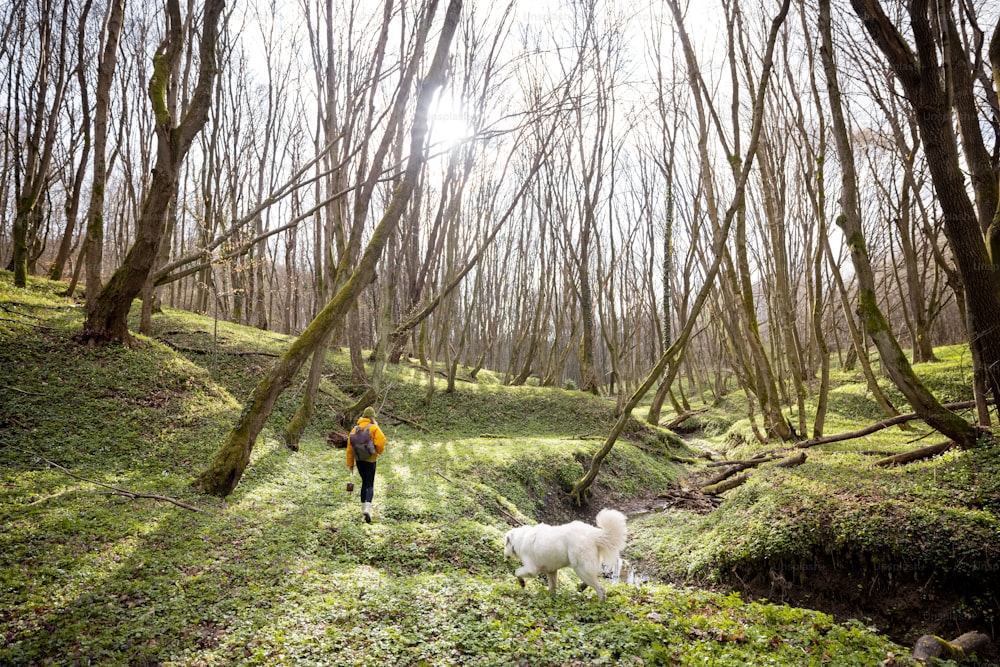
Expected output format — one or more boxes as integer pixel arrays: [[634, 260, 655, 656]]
[[0, 273, 926, 665], [626, 348, 999, 653]]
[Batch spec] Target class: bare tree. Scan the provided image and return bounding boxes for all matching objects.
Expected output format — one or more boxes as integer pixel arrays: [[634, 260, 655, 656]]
[[79, 0, 226, 345], [570, 0, 792, 505], [10, 0, 73, 287], [822, 0, 980, 447], [194, 0, 462, 497]]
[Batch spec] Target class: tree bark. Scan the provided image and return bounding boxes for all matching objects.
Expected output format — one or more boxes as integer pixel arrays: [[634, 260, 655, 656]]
[[194, 0, 462, 497], [80, 0, 225, 346], [825, 0, 981, 448]]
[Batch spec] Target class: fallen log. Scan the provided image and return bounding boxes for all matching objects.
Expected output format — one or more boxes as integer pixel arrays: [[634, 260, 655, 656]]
[[700, 461, 760, 488], [912, 631, 991, 664], [701, 453, 807, 495], [701, 473, 751, 496], [774, 451, 807, 468], [872, 441, 953, 467], [665, 408, 708, 430], [794, 400, 986, 449]]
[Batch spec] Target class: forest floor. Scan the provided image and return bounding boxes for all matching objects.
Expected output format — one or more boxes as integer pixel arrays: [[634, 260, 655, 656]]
[[2, 272, 998, 666]]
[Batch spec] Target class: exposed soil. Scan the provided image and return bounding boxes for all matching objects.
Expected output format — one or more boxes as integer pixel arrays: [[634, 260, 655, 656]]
[[732, 555, 999, 654], [537, 486, 998, 660]]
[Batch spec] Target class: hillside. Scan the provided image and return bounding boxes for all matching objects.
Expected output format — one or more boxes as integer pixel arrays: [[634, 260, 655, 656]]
[[2, 272, 995, 665]]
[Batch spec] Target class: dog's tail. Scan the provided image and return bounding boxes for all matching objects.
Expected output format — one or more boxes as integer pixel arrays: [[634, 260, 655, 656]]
[[594, 508, 627, 563]]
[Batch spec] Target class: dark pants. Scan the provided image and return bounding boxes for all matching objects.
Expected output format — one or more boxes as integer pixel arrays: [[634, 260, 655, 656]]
[[356, 459, 377, 503]]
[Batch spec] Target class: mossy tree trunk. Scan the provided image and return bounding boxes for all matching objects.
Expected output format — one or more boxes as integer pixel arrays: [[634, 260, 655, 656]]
[[848, 0, 1000, 421], [194, 0, 463, 497], [570, 0, 792, 506], [79, 0, 225, 346], [281, 329, 334, 450], [11, 0, 71, 287], [823, 0, 980, 448], [81, 0, 125, 309]]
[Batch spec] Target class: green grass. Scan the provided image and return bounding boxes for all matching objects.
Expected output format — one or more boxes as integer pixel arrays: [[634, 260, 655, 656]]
[[0, 272, 949, 665], [623, 338, 998, 657]]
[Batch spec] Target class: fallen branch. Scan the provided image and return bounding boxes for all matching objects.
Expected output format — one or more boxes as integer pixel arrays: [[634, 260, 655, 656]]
[[701, 453, 806, 495], [157, 340, 279, 357], [700, 454, 777, 487], [794, 400, 985, 449], [435, 470, 521, 525], [0, 316, 54, 330], [701, 473, 751, 495], [706, 454, 776, 467], [665, 408, 708, 430], [4, 385, 44, 396], [16, 447, 207, 513], [872, 441, 953, 467], [774, 451, 807, 468], [657, 485, 721, 513], [386, 412, 428, 431]]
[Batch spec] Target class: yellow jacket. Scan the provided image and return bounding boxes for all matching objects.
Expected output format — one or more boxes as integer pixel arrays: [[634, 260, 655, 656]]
[[346, 417, 386, 467]]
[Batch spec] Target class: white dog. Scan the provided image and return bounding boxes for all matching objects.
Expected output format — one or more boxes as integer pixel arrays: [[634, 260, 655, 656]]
[[503, 508, 627, 601]]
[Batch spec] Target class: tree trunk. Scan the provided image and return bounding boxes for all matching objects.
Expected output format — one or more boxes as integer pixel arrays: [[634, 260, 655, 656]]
[[12, 0, 71, 287], [80, 0, 225, 346], [825, 0, 979, 447], [194, 0, 462, 497], [49, 0, 95, 281], [849, 0, 1000, 417], [281, 329, 333, 450], [570, 0, 792, 505]]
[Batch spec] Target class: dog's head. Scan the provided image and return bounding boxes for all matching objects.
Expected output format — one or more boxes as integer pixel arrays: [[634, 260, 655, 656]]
[[503, 528, 520, 560]]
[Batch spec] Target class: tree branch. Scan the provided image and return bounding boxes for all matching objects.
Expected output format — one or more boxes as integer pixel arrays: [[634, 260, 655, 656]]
[[15, 447, 207, 513]]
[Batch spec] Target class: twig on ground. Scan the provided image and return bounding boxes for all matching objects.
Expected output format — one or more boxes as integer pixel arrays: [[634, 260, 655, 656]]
[[12, 447, 207, 513], [4, 385, 43, 396], [435, 470, 521, 525]]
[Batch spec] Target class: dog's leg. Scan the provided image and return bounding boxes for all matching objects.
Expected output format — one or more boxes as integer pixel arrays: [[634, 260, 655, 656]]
[[574, 564, 607, 601], [545, 571, 558, 595], [515, 564, 535, 588]]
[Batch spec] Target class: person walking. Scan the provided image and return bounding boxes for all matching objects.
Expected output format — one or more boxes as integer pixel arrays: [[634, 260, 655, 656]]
[[347, 406, 386, 523]]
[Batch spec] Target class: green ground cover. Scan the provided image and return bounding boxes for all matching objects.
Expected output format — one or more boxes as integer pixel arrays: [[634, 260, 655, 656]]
[[5, 272, 993, 665]]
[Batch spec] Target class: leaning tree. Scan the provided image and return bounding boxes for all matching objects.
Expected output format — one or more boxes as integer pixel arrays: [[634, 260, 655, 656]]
[[194, 0, 463, 498], [79, 0, 226, 346]]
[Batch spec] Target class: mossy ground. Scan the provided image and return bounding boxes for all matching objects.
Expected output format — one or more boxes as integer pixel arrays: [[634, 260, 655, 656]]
[[2, 272, 982, 665], [625, 344, 999, 657]]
